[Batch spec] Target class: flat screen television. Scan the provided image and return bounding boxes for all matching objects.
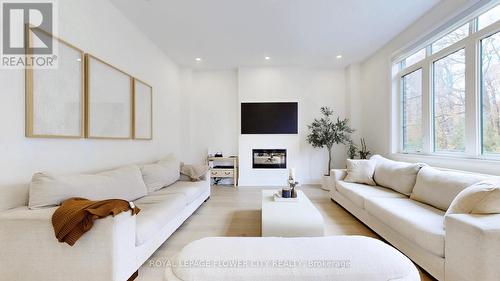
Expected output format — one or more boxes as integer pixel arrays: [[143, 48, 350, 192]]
[[241, 102, 298, 134]]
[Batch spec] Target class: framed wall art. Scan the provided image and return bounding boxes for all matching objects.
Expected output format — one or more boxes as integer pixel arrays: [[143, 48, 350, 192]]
[[85, 54, 133, 139], [25, 31, 84, 138], [133, 78, 153, 140]]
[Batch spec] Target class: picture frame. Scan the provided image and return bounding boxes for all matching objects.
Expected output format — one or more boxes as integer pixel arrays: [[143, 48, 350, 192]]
[[85, 54, 133, 139], [25, 30, 84, 138], [133, 78, 153, 140]]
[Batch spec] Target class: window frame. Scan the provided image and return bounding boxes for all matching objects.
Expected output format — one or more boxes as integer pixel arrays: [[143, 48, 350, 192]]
[[392, 6, 500, 160], [479, 30, 500, 157], [400, 68, 424, 153]]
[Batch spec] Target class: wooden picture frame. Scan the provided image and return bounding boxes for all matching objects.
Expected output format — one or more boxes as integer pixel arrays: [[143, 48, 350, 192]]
[[85, 54, 133, 139], [133, 78, 153, 140], [25, 29, 84, 138]]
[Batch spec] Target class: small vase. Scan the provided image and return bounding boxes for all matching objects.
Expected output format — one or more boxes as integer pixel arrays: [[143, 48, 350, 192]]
[[282, 187, 291, 198], [291, 188, 297, 198]]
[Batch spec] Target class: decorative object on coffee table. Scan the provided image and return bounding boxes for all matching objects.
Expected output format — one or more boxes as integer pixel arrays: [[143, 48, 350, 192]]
[[288, 168, 299, 198], [281, 187, 291, 198], [306, 107, 354, 190]]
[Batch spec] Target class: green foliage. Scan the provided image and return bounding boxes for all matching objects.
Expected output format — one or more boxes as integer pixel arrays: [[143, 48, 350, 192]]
[[307, 107, 354, 175], [347, 141, 358, 159], [306, 107, 354, 150], [358, 138, 371, 159]]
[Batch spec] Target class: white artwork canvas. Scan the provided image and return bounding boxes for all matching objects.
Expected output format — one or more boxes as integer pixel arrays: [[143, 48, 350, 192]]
[[86, 55, 132, 139], [134, 79, 152, 140], [29, 39, 83, 137]]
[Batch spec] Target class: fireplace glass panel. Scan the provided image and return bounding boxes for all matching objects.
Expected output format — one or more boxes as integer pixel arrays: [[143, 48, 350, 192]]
[[252, 149, 287, 169]]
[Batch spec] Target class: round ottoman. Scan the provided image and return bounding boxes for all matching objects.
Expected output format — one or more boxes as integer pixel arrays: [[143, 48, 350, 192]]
[[164, 235, 420, 281]]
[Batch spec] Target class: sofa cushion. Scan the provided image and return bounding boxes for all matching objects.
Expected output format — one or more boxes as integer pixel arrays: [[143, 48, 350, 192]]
[[140, 154, 180, 193], [134, 193, 186, 246], [336, 181, 406, 209], [410, 167, 489, 211], [371, 155, 426, 195], [365, 197, 445, 257], [157, 180, 210, 205], [446, 179, 500, 216], [28, 165, 148, 209], [344, 159, 376, 186]]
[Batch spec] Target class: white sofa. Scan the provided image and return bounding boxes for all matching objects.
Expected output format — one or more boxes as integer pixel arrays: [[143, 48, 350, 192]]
[[0, 163, 210, 281], [330, 156, 500, 281]]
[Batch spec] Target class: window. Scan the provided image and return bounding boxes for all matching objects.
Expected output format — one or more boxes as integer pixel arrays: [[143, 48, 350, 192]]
[[404, 49, 426, 68], [481, 32, 500, 154], [402, 69, 423, 152], [432, 24, 469, 53], [478, 5, 500, 30], [433, 49, 466, 152], [394, 3, 500, 159]]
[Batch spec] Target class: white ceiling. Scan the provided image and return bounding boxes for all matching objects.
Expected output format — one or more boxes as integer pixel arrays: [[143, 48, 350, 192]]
[[111, 0, 441, 69]]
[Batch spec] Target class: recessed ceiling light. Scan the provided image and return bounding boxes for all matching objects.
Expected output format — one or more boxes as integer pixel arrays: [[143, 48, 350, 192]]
[[265, 56, 271, 60], [336, 55, 343, 59], [195, 57, 202, 62]]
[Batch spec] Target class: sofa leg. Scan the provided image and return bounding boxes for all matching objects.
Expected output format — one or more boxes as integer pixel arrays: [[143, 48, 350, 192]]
[[204, 196, 210, 202], [127, 271, 138, 281]]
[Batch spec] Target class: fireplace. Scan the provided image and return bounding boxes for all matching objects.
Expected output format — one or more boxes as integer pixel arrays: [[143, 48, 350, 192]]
[[252, 149, 287, 169]]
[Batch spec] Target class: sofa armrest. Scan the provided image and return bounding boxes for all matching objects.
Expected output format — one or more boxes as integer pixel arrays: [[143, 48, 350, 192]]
[[329, 169, 347, 197], [445, 213, 500, 281], [331, 169, 347, 182], [0, 207, 137, 281]]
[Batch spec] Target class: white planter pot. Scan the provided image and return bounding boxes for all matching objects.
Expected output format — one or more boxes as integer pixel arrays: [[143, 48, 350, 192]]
[[321, 175, 332, 191]]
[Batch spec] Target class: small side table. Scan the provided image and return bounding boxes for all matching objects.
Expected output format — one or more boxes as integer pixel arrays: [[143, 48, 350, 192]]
[[207, 156, 238, 188]]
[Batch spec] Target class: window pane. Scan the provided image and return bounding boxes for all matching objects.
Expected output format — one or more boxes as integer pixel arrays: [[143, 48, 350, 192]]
[[404, 49, 426, 68], [478, 4, 500, 30], [432, 24, 469, 54], [402, 69, 423, 152], [433, 49, 466, 152], [481, 32, 500, 154]]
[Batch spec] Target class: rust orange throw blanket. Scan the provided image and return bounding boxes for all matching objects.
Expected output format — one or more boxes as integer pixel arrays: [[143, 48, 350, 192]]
[[52, 197, 140, 246]]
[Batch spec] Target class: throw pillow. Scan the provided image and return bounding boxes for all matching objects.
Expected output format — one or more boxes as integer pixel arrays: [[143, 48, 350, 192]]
[[410, 167, 489, 211], [141, 154, 180, 193], [344, 159, 376, 186], [446, 179, 500, 216], [181, 163, 209, 181], [371, 155, 426, 195], [29, 165, 148, 209]]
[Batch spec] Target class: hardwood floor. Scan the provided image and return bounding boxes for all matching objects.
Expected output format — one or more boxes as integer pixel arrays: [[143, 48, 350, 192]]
[[137, 185, 435, 281]]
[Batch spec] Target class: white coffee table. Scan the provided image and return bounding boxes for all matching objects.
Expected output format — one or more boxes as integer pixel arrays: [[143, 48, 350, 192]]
[[261, 189, 324, 237]]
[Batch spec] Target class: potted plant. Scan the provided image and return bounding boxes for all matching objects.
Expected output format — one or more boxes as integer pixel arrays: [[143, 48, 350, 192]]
[[307, 107, 354, 190], [347, 140, 358, 160], [358, 138, 371, 159]]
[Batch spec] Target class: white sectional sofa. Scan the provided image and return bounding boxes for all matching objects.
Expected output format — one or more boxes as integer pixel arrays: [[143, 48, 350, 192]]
[[0, 157, 210, 281], [330, 155, 500, 281]]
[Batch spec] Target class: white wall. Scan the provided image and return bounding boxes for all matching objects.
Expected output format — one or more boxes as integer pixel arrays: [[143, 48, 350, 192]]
[[358, 0, 500, 174], [0, 0, 181, 209], [179, 69, 239, 164], [238, 67, 347, 186], [179, 67, 348, 186], [345, 63, 363, 142]]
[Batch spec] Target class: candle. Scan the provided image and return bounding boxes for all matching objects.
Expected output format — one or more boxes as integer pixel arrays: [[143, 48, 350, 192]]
[[289, 168, 296, 181]]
